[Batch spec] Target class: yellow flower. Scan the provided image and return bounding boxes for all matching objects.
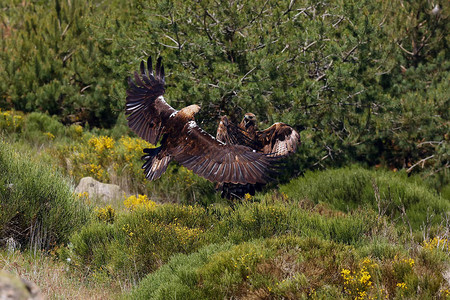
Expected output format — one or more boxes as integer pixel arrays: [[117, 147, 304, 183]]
[[119, 136, 153, 153], [341, 263, 375, 299], [95, 206, 116, 223], [77, 191, 89, 199], [396, 282, 407, 289], [441, 289, 450, 297], [88, 136, 115, 153], [124, 194, 157, 210], [73, 124, 83, 134], [423, 237, 448, 251], [44, 132, 55, 140]]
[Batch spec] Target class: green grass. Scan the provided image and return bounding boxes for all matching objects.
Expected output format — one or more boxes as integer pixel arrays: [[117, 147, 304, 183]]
[[278, 166, 449, 230], [0, 141, 90, 250]]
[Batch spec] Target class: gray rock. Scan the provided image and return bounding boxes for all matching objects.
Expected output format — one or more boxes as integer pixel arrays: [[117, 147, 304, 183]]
[[444, 266, 450, 286], [0, 271, 42, 300], [75, 177, 125, 203]]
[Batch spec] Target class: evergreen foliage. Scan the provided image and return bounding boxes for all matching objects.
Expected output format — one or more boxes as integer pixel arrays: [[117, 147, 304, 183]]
[[0, 0, 448, 176]]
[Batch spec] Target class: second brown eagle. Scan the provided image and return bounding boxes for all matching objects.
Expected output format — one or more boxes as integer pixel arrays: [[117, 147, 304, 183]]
[[215, 113, 300, 198]]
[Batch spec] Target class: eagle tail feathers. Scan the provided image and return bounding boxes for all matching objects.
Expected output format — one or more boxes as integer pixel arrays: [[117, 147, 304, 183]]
[[141, 147, 171, 181]]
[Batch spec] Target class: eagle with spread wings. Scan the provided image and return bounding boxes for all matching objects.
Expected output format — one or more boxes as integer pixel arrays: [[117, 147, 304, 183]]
[[216, 113, 300, 157], [215, 113, 300, 198], [125, 57, 280, 185]]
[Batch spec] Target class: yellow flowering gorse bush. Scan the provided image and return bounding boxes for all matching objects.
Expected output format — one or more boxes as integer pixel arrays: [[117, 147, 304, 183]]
[[0, 109, 24, 132], [88, 136, 115, 153], [58, 132, 155, 184], [422, 237, 448, 252], [95, 205, 116, 223], [341, 257, 380, 299], [124, 194, 157, 211]]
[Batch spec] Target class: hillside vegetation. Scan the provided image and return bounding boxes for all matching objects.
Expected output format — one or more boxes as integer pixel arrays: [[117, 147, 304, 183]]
[[0, 0, 449, 299]]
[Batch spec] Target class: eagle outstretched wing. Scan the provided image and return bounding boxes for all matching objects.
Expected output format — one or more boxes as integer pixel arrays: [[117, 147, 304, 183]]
[[257, 123, 300, 157], [126, 57, 280, 185], [126, 57, 176, 145], [215, 114, 300, 199], [217, 116, 300, 157], [172, 121, 276, 184]]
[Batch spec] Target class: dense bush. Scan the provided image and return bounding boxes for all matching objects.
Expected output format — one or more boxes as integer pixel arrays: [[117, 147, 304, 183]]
[[279, 166, 450, 230], [0, 141, 90, 250], [64, 166, 448, 285], [128, 235, 449, 299]]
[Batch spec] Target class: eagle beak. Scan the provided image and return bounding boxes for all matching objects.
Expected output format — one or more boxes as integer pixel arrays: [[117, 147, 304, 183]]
[[244, 116, 251, 128]]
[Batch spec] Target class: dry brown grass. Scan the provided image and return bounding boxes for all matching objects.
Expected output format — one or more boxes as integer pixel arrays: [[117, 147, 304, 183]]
[[0, 250, 126, 300]]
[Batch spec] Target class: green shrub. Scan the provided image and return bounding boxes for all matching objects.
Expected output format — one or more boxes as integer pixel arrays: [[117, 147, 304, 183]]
[[0, 141, 90, 250], [64, 166, 449, 297], [68, 199, 377, 282], [280, 166, 449, 230], [207, 201, 376, 245], [69, 204, 214, 280], [128, 235, 449, 299], [69, 221, 119, 268], [23, 112, 65, 136], [126, 243, 232, 300]]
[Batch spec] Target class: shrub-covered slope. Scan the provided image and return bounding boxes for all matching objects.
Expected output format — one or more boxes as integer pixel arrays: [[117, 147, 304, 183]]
[[58, 166, 449, 299], [0, 141, 89, 250]]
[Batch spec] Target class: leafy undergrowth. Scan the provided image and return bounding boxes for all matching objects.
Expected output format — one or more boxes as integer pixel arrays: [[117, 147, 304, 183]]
[[128, 236, 450, 300], [1, 113, 449, 299], [0, 141, 90, 250], [277, 166, 449, 231], [57, 166, 450, 299]]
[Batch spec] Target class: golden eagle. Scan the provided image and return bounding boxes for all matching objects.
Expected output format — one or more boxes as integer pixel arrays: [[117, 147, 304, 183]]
[[215, 114, 300, 198], [125, 57, 279, 185], [216, 113, 300, 157]]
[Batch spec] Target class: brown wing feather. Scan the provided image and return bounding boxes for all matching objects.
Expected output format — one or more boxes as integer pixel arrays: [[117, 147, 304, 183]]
[[258, 123, 300, 156], [216, 116, 259, 149], [126, 57, 177, 144], [172, 121, 277, 185]]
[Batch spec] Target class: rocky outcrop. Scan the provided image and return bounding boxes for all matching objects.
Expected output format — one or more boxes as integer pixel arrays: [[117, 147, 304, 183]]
[[75, 177, 125, 203], [0, 271, 42, 300]]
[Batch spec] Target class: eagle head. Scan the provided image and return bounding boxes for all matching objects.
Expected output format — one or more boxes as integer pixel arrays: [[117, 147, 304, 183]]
[[243, 113, 256, 129], [180, 104, 201, 119]]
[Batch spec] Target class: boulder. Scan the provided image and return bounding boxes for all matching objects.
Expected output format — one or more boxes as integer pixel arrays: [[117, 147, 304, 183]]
[[0, 271, 42, 300], [75, 177, 125, 203], [444, 267, 450, 285]]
